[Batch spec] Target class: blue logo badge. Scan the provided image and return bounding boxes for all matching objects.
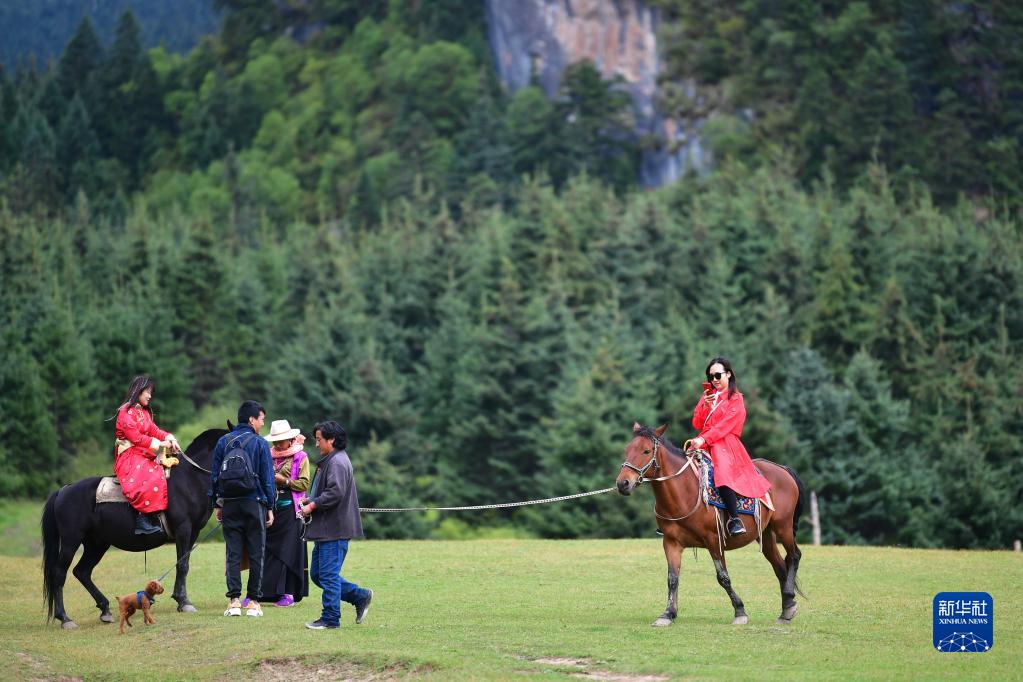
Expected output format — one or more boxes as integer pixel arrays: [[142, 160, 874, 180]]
[[933, 592, 993, 652]]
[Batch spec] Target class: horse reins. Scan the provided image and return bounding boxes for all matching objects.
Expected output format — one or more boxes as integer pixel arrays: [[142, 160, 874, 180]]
[[177, 448, 211, 474], [155, 521, 223, 583]]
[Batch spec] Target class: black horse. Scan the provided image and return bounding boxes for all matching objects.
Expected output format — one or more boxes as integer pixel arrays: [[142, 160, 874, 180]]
[[42, 427, 227, 629]]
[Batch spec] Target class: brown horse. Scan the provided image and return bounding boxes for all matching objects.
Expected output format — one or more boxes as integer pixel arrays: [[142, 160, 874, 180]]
[[616, 423, 804, 626]]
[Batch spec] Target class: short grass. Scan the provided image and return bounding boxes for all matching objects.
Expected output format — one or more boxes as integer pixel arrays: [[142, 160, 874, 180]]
[[2, 539, 1019, 680], [0, 499, 44, 557]]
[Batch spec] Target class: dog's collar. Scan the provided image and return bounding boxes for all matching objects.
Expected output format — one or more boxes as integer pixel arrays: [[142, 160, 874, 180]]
[[136, 590, 155, 607]]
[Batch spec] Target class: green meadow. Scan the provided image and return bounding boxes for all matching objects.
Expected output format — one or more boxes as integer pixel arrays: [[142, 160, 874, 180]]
[[1, 537, 1019, 680]]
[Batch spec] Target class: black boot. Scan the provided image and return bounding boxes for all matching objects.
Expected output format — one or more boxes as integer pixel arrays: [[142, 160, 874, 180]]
[[135, 511, 162, 535], [718, 486, 746, 536]]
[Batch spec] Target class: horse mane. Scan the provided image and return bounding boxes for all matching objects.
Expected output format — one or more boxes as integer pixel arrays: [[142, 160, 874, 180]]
[[635, 426, 685, 460], [185, 427, 229, 457]]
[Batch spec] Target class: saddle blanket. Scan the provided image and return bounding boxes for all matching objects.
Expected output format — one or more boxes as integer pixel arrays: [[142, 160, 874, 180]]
[[96, 476, 129, 504], [699, 453, 766, 516]]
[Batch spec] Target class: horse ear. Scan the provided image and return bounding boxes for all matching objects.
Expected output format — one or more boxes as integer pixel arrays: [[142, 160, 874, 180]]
[[632, 422, 642, 433], [227, 420, 235, 430], [655, 423, 668, 437]]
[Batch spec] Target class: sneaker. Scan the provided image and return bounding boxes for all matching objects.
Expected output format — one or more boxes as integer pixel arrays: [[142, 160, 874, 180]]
[[305, 619, 339, 630], [246, 601, 263, 617], [274, 594, 295, 607], [224, 598, 242, 617], [355, 589, 373, 624], [727, 517, 746, 536]]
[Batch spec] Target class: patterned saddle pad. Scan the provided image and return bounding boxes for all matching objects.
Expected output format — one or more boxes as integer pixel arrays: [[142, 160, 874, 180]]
[[698, 453, 759, 517]]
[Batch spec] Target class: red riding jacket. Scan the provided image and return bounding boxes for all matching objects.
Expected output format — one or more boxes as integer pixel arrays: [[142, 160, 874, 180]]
[[692, 390, 771, 499]]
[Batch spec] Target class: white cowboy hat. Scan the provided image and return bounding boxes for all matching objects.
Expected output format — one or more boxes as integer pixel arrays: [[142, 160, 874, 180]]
[[265, 419, 301, 442]]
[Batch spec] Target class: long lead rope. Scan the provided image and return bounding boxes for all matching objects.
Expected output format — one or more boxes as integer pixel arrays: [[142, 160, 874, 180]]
[[155, 478, 616, 575], [357, 487, 617, 513]]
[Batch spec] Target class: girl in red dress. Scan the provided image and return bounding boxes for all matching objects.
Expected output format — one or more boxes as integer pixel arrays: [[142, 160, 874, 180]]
[[691, 356, 771, 536], [113, 375, 178, 534]]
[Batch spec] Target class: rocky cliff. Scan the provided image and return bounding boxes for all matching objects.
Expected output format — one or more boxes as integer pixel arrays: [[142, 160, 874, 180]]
[[484, 0, 703, 187]]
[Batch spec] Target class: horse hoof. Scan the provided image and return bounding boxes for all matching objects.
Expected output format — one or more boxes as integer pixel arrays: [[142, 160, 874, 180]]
[[776, 617, 792, 625], [61, 620, 78, 630], [100, 613, 114, 623], [652, 617, 674, 627], [779, 604, 798, 622], [732, 615, 749, 625], [178, 604, 198, 613]]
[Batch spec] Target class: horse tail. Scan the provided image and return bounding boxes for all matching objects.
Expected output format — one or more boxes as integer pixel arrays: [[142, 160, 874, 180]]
[[781, 465, 807, 599], [41, 488, 61, 622]]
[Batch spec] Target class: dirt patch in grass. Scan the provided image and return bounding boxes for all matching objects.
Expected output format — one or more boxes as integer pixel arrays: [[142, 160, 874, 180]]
[[255, 657, 429, 681], [17, 651, 80, 682], [573, 673, 669, 682], [529, 657, 667, 681], [532, 657, 592, 667]]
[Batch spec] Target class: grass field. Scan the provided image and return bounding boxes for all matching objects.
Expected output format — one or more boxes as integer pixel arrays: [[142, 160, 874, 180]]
[[2, 535, 1019, 681]]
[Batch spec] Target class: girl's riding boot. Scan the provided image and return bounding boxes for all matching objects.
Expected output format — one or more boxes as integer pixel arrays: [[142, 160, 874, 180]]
[[135, 511, 162, 535], [718, 486, 746, 536]]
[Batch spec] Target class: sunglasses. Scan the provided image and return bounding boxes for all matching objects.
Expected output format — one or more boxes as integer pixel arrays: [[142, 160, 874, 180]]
[[707, 371, 728, 381]]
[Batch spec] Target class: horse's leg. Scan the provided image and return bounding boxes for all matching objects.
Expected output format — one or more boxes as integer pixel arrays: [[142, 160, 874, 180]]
[[760, 529, 793, 623], [711, 550, 748, 625], [172, 523, 199, 612], [52, 538, 82, 629], [775, 523, 802, 623], [653, 534, 683, 627], [72, 539, 114, 623]]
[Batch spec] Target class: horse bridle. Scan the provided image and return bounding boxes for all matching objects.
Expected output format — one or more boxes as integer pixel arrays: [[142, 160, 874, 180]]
[[620, 435, 662, 482], [621, 436, 706, 521]]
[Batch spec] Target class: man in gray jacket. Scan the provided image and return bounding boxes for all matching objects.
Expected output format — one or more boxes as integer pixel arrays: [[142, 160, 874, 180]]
[[299, 420, 373, 630]]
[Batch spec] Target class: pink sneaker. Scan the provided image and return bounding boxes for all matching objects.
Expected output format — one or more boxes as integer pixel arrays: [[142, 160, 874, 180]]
[[274, 594, 295, 607]]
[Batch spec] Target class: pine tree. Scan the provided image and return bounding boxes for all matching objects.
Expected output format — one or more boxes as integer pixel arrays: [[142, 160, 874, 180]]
[[505, 86, 560, 181], [7, 108, 60, 211], [58, 17, 103, 99], [451, 77, 513, 206], [774, 347, 858, 543], [806, 227, 875, 362], [840, 350, 937, 546], [163, 223, 226, 405], [556, 61, 639, 192], [56, 95, 101, 198], [0, 340, 60, 495], [92, 10, 166, 187], [34, 76, 66, 131], [31, 295, 99, 454]]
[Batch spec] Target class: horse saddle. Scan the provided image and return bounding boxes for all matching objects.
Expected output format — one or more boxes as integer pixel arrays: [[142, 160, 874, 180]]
[[96, 477, 128, 504], [96, 478, 174, 538]]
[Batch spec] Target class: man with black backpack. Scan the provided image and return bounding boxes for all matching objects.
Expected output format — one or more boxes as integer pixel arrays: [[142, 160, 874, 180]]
[[209, 400, 276, 618]]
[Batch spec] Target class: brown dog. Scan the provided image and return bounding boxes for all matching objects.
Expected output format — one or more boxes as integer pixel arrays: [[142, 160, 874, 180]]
[[118, 580, 165, 634]]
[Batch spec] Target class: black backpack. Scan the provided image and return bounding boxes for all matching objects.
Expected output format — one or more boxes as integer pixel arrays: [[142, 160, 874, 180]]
[[219, 434, 257, 497]]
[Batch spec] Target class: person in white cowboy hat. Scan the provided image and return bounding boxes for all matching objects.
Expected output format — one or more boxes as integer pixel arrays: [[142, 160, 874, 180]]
[[255, 419, 311, 608]]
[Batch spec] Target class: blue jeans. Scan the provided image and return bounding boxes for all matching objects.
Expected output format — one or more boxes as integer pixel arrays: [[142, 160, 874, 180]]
[[309, 539, 369, 627]]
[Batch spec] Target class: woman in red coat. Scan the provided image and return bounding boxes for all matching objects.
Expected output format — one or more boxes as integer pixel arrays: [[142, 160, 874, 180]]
[[113, 375, 179, 535], [691, 356, 771, 536]]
